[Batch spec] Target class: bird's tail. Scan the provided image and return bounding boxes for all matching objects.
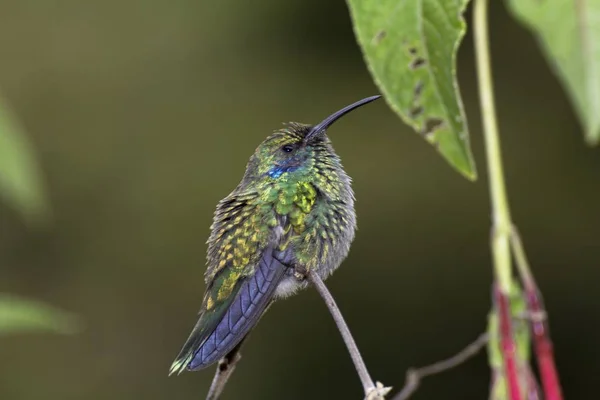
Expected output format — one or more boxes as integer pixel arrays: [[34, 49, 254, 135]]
[[169, 249, 288, 375]]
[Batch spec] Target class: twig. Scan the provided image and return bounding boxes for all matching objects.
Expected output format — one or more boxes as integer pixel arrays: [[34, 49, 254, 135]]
[[392, 332, 489, 400], [473, 0, 522, 398], [307, 270, 388, 399], [510, 226, 563, 400], [206, 340, 245, 400]]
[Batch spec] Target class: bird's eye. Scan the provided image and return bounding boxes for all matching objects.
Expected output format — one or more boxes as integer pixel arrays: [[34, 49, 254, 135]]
[[282, 145, 294, 153]]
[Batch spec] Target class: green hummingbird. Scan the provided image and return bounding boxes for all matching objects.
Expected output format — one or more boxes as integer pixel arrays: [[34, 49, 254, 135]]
[[169, 95, 380, 375]]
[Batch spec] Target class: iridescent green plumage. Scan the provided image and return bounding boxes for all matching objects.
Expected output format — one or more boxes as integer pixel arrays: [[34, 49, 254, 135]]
[[170, 96, 380, 375]]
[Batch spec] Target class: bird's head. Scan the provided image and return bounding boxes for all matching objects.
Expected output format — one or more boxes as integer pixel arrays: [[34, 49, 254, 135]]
[[241, 95, 381, 186]]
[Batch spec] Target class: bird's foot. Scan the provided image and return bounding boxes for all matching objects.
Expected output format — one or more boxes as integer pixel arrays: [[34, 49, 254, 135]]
[[364, 382, 392, 400], [293, 265, 308, 281], [273, 250, 307, 281]]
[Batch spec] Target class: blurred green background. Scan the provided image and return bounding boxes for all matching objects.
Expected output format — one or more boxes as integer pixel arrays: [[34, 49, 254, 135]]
[[1, 1, 598, 399]]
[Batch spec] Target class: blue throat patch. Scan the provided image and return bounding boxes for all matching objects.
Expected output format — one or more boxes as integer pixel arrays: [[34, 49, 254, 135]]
[[268, 165, 299, 178]]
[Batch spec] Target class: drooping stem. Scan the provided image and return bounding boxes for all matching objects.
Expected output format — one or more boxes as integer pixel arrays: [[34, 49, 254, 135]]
[[473, 0, 521, 399], [510, 227, 563, 400], [307, 270, 387, 399]]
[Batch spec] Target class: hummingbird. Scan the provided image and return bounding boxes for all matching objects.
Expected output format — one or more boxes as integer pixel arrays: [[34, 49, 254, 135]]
[[169, 95, 381, 375]]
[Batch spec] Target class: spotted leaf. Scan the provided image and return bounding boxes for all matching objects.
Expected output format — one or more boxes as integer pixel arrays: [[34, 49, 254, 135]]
[[347, 0, 476, 180]]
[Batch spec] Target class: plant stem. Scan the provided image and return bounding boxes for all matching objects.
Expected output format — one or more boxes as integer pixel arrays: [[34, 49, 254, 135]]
[[306, 270, 385, 399], [494, 284, 522, 400], [524, 365, 542, 400], [473, 0, 512, 294], [473, 0, 521, 399], [510, 227, 563, 400]]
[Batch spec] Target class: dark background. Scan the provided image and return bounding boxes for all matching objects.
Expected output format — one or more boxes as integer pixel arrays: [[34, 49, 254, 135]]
[[0, 1, 598, 399]]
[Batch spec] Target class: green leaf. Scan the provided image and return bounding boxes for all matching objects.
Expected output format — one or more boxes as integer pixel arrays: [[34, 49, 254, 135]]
[[0, 294, 80, 335], [0, 97, 49, 223], [346, 0, 477, 180], [507, 0, 600, 144]]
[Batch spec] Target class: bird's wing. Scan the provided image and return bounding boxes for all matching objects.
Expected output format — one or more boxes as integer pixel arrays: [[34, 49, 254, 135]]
[[169, 191, 289, 374], [204, 191, 267, 283]]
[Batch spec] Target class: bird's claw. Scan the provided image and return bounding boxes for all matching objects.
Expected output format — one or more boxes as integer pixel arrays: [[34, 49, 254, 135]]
[[293, 265, 307, 281], [364, 382, 392, 400], [273, 249, 306, 281]]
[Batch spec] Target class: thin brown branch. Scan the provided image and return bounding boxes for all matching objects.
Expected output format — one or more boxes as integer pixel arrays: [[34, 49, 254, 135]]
[[205, 340, 244, 400], [307, 270, 389, 399], [392, 332, 489, 400]]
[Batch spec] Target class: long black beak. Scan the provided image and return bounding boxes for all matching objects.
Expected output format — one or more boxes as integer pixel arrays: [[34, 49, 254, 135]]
[[304, 95, 381, 142]]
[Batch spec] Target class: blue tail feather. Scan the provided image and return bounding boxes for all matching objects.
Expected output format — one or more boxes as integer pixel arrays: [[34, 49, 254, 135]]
[[185, 248, 287, 370]]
